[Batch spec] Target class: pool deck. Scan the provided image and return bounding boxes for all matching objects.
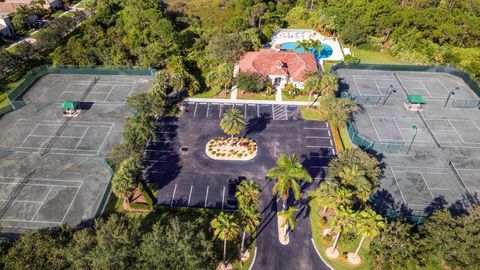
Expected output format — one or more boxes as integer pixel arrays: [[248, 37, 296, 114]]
[[270, 29, 344, 62]]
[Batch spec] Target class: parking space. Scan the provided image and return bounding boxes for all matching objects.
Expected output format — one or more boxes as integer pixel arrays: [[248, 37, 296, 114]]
[[184, 102, 306, 121], [145, 102, 335, 210]]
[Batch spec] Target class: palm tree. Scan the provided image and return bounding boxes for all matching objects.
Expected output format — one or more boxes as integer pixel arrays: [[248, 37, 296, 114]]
[[319, 74, 339, 97], [268, 153, 313, 210], [211, 212, 241, 267], [328, 205, 356, 254], [353, 178, 373, 202], [279, 206, 299, 240], [316, 181, 339, 216], [239, 205, 261, 257], [339, 165, 366, 186], [220, 108, 245, 141], [236, 180, 260, 211], [303, 74, 322, 105], [111, 156, 143, 206], [308, 39, 323, 55], [350, 209, 385, 260], [296, 39, 311, 52]]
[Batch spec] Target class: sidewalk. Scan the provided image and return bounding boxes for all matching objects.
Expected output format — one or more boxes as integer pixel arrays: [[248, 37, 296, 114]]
[[185, 97, 319, 106]]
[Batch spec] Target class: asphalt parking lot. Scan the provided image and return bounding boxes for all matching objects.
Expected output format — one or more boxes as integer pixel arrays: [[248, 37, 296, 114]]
[[143, 102, 336, 209]]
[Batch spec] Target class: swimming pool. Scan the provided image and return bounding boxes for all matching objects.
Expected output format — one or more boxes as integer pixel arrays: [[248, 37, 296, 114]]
[[280, 42, 333, 59]]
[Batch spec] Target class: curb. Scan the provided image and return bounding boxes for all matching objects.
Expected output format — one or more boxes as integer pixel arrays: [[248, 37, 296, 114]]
[[311, 238, 335, 270], [247, 247, 258, 270]]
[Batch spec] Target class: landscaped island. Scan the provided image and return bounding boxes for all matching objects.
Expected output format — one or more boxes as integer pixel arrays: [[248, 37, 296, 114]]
[[206, 137, 257, 161]]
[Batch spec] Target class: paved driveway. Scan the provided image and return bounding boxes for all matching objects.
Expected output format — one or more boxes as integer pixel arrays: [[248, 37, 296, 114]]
[[144, 102, 334, 269]]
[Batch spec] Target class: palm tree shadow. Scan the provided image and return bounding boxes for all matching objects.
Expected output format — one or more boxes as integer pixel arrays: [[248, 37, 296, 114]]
[[245, 113, 271, 135]]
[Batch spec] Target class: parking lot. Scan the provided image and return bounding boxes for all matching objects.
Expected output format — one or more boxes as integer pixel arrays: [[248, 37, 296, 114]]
[[0, 73, 153, 235], [337, 68, 480, 214], [143, 102, 335, 209]]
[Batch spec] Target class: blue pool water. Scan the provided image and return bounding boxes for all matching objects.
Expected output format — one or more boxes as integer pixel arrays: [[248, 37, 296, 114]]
[[280, 42, 333, 59]]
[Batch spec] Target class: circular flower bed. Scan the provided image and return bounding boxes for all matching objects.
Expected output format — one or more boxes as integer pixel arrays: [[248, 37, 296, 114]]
[[206, 137, 257, 161]]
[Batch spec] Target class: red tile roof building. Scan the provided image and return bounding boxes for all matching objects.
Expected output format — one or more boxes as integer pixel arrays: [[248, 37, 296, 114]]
[[238, 49, 318, 89]]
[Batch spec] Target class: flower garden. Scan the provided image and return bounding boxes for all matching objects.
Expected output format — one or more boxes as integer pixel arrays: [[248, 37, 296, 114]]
[[206, 137, 257, 161]]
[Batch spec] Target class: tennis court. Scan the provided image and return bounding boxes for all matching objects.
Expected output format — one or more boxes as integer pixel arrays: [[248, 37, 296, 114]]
[[337, 67, 480, 214], [0, 73, 153, 236], [341, 69, 478, 101]]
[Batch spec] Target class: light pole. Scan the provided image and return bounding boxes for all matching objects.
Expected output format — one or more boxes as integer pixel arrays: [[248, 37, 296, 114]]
[[382, 85, 396, 105], [443, 87, 458, 108], [406, 125, 417, 154]]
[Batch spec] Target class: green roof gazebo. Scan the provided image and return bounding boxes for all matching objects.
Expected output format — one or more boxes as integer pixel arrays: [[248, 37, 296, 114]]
[[405, 95, 425, 111], [60, 101, 79, 110]]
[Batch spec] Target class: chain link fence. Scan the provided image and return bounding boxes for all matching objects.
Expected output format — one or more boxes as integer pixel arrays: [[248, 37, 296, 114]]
[[347, 122, 406, 154], [94, 160, 114, 217]]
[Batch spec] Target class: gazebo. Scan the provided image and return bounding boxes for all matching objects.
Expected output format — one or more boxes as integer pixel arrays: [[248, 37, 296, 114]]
[[60, 101, 80, 117], [404, 95, 425, 111]]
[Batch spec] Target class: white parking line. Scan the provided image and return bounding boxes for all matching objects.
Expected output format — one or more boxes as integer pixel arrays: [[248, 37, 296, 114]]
[[221, 186, 225, 211], [193, 103, 198, 117], [328, 130, 331, 136], [257, 105, 260, 117], [244, 104, 247, 119], [304, 127, 328, 130], [204, 186, 209, 208], [329, 139, 333, 146], [219, 104, 223, 118], [206, 103, 210, 118], [170, 184, 177, 207], [271, 104, 275, 119], [306, 145, 334, 148], [187, 185, 193, 207], [305, 136, 331, 139]]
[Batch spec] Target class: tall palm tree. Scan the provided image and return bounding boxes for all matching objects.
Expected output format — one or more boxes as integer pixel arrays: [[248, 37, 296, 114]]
[[307, 39, 323, 55], [303, 73, 322, 105], [328, 205, 356, 253], [239, 205, 261, 256], [268, 153, 313, 210], [220, 108, 245, 141], [319, 74, 339, 97], [351, 208, 384, 259], [296, 39, 311, 52], [279, 206, 299, 240], [316, 182, 353, 215], [111, 156, 143, 206], [353, 177, 373, 202], [211, 212, 240, 267], [236, 180, 260, 211]]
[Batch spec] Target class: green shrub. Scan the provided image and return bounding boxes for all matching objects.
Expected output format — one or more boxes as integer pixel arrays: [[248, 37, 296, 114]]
[[129, 202, 152, 211]]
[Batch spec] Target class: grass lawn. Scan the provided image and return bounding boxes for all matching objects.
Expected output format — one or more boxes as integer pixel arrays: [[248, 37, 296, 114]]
[[300, 106, 325, 121], [339, 127, 353, 149], [282, 92, 311, 102], [350, 47, 406, 65], [309, 193, 374, 270], [192, 88, 228, 99], [237, 91, 275, 101], [75, 1, 88, 8]]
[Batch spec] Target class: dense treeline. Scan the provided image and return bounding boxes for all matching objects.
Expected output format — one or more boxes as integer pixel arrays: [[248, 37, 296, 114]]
[[292, 0, 480, 78], [0, 12, 86, 91], [0, 214, 218, 270], [369, 207, 480, 269]]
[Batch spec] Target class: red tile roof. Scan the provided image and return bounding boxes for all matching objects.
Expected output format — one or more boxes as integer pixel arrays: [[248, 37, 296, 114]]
[[238, 49, 318, 82]]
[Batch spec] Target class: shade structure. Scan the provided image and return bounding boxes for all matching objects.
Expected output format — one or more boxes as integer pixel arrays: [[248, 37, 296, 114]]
[[406, 95, 425, 104], [60, 101, 79, 110]]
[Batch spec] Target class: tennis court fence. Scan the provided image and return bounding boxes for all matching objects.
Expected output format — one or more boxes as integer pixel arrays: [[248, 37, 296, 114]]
[[347, 122, 406, 154], [332, 63, 480, 109], [94, 160, 114, 217], [0, 65, 156, 117]]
